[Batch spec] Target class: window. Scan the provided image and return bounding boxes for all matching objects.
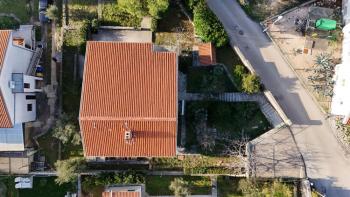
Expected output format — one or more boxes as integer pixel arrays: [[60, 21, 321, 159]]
[[24, 83, 30, 88], [27, 104, 32, 111], [26, 95, 36, 100]]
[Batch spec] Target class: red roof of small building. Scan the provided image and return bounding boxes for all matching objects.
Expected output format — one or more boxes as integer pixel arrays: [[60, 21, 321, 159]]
[[79, 42, 177, 157], [102, 191, 141, 197], [198, 43, 216, 66], [0, 30, 13, 128]]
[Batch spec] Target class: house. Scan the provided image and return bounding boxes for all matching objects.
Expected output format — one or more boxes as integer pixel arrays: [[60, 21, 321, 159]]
[[331, 3, 350, 124], [79, 42, 178, 160], [0, 26, 42, 173], [102, 185, 142, 197]]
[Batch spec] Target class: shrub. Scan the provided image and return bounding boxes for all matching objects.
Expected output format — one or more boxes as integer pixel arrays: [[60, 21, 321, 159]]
[[0, 16, 19, 29], [55, 158, 86, 185], [169, 178, 191, 197], [242, 74, 260, 94], [193, 1, 228, 47]]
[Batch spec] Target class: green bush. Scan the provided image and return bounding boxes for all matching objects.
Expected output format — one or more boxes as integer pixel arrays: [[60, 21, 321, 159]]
[[84, 171, 146, 187], [0, 16, 19, 29], [193, 1, 228, 47], [242, 74, 260, 94]]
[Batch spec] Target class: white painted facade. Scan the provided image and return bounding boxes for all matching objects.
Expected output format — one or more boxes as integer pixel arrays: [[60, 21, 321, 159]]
[[331, 6, 350, 124], [0, 27, 42, 151]]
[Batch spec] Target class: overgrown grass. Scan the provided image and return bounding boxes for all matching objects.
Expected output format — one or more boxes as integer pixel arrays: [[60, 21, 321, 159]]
[[146, 176, 211, 196], [0, 176, 18, 197], [217, 176, 243, 197], [0, 0, 31, 23], [151, 156, 241, 175], [187, 66, 237, 93], [18, 177, 75, 197], [185, 101, 271, 153]]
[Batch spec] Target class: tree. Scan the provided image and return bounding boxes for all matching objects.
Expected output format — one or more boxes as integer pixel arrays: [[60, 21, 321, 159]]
[[146, 0, 169, 18], [169, 178, 191, 197], [52, 114, 81, 146], [46, 5, 59, 21], [118, 0, 144, 18], [193, 1, 228, 47], [55, 158, 86, 185], [242, 74, 260, 94]]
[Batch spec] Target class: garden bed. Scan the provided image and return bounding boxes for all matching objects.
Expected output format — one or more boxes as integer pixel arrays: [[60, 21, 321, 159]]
[[145, 175, 211, 196]]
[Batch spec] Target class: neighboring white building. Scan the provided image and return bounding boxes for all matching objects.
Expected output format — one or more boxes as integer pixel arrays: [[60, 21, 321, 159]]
[[0, 27, 42, 152], [331, 3, 350, 124]]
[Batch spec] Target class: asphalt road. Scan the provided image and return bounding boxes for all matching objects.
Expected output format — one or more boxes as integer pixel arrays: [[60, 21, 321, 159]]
[[206, 0, 350, 196]]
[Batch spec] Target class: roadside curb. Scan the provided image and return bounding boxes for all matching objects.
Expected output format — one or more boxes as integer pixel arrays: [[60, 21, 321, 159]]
[[260, 22, 350, 155]]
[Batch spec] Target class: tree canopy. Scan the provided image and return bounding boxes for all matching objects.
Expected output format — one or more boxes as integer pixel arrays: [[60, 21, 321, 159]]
[[117, 0, 144, 18], [193, 1, 228, 47], [146, 0, 169, 18], [55, 158, 86, 185], [46, 5, 59, 21], [52, 114, 81, 146]]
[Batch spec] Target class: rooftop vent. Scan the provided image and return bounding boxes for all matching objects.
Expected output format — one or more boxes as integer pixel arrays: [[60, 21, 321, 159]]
[[123, 122, 134, 143]]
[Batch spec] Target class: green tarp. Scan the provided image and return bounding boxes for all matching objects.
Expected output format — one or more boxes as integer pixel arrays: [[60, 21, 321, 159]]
[[315, 18, 336, 31]]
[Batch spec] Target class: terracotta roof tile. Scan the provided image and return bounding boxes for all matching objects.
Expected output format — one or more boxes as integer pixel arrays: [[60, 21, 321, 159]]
[[0, 30, 10, 68], [198, 43, 216, 66], [102, 191, 141, 197], [80, 42, 177, 157], [0, 30, 12, 128]]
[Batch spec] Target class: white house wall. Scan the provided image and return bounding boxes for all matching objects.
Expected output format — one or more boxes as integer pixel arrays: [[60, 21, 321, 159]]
[[0, 34, 34, 124], [14, 94, 36, 124]]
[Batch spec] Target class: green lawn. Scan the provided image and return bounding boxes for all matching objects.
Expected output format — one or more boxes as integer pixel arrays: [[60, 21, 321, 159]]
[[185, 101, 271, 153], [0, 176, 18, 197], [217, 176, 243, 197], [18, 177, 75, 197], [187, 66, 237, 93], [146, 176, 211, 196], [0, 0, 31, 23]]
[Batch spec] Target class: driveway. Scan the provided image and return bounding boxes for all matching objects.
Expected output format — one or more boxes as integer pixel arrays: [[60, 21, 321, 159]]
[[206, 0, 350, 196]]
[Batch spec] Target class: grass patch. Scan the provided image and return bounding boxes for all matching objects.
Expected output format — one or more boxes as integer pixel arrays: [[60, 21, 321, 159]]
[[18, 177, 75, 197], [37, 132, 59, 167], [187, 66, 237, 93], [0, 0, 31, 23], [217, 176, 243, 197], [0, 176, 18, 197], [216, 45, 243, 67], [185, 101, 271, 153], [146, 176, 211, 196], [0, 16, 19, 29]]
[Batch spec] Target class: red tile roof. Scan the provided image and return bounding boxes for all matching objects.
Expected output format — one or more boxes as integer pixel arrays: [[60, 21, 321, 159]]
[[102, 191, 141, 197], [0, 30, 12, 128], [80, 42, 177, 157], [198, 43, 216, 66], [0, 30, 10, 68]]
